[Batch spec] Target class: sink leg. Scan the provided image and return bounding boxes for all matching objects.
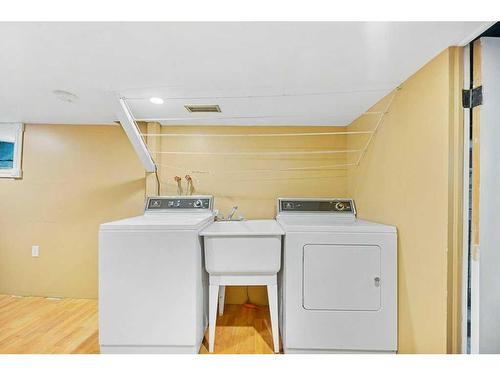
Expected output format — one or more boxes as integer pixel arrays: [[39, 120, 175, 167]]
[[209, 284, 219, 353], [267, 283, 280, 353], [218, 286, 226, 316]]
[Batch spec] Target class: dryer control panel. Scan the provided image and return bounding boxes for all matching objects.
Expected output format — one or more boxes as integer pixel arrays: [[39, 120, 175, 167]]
[[146, 196, 213, 211], [278, 198, 356, 215]]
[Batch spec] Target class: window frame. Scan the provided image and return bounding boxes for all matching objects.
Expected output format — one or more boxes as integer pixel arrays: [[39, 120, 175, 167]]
[[0, 122, 24, 179]]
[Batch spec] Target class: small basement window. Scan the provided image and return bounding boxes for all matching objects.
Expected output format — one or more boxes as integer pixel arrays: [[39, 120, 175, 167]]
[[0, 123, 24, 178]]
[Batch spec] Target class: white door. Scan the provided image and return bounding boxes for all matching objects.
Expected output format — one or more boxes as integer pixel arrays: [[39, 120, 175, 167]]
[[302, 244, 381, 311]]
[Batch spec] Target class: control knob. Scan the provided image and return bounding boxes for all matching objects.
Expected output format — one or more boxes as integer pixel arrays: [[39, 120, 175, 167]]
[[335, 202, 346, 211], [194, 199, 203, 208]]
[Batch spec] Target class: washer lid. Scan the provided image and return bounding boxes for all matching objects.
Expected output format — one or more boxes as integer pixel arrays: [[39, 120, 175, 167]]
[[277, 215, 396, 233], [100, 212, 214, 231]]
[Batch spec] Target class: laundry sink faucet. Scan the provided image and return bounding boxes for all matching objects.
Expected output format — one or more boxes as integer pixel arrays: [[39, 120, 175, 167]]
[[214, 206, 245, 221], [227, 206, 239, 220]]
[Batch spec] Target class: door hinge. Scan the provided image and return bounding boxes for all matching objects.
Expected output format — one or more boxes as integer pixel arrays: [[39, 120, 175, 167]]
[[462, 86, 483, 109]]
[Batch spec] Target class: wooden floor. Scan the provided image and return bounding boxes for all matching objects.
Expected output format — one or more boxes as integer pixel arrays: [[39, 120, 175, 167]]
[[199, 304, 279, 354], [0, 295, 278, 354], [0, 295, 99, 354]]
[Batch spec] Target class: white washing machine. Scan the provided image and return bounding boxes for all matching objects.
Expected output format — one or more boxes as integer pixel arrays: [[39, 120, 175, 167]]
[[98, 195, 214, 354], [276, 198, 397, 353]]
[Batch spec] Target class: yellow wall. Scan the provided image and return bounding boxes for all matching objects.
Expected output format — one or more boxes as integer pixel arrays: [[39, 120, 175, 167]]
[[0, 125, 146, 298], [147, 125, 348, 304], [346, 48, 463, 353]]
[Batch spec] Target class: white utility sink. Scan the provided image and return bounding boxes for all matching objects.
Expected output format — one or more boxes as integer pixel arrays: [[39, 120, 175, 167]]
[[200, 219, 284, 275], [201, 219, 284, 353]]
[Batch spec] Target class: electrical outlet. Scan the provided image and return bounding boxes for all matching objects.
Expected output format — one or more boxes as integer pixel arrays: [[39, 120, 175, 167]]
[[32, 245, 39, 257]]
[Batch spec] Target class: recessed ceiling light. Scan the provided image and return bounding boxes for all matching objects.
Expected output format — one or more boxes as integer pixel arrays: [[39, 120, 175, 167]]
[[53, 90, 79, 103], [150, 97, 164, 105]]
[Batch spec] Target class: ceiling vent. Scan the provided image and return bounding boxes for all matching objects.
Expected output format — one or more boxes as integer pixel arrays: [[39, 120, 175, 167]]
[[184, 104, 221, 113]]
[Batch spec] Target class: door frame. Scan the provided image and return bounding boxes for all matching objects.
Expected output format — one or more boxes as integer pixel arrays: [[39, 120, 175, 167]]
[[461, 43, 471, 354], [461, 39, 482, 354]]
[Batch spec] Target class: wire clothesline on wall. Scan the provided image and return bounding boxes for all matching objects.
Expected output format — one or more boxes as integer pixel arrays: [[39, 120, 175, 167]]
[[354, 89, 399, 166], [156, 172, 349, 186], [156, 162, 355, 172], [141, 130, 374, 138], [150, 149, 362, 156], [148, 163, 349, 189]]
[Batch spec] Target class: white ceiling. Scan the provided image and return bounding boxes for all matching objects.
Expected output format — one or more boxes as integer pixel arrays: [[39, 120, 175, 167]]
[[0, 22, 491, 126]]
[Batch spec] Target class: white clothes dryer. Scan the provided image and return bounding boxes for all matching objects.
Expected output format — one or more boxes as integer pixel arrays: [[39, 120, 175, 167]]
[[276, 198, 397, 353]]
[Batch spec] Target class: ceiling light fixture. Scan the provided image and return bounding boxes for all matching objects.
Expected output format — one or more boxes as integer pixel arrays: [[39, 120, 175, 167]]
[[150, 97, 164, 105], [53, 89, 79, 103]]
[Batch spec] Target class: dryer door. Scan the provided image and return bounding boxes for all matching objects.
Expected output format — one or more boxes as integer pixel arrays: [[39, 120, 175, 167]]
[[303, 244, 381, 311]]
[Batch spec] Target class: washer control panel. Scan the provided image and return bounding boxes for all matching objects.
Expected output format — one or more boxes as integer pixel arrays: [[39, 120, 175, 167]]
[[146, 196, 213, 211], [278, 198, 356, 214]]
